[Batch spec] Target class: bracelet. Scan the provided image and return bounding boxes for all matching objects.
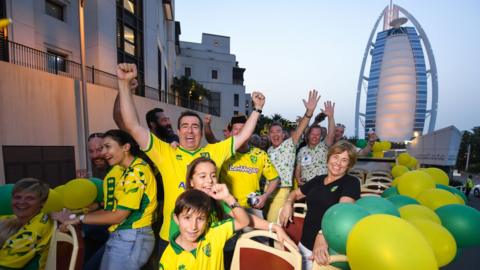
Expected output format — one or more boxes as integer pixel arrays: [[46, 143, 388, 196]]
[[253, 108, 263, 114], [304, 113, 313, 118], [268, 222, 274, 234]]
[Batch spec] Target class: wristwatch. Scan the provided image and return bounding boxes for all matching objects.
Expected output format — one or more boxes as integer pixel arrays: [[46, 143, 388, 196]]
[[253, 108, 262, 114], [229, 201, 241, 209]]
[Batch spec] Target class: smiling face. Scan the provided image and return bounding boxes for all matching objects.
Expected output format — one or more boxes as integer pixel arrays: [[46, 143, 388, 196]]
[[88, 137, 107, 169], [327, 150, 351, 177], [174, 209, 208, 245], [308, 127, 322, 147], [268, 125, 284, 148], [178, 116, 202, 151], [12, 190, 44, 221], [102, 136, 130, 167], [189, 161, 218, 194]]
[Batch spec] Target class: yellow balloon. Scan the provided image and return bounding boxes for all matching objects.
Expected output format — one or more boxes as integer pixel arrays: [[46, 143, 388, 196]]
[[42, 189, 64, 213], [381, 141, 392, 151], [372, 142, 383, 152], [61, 178, 97, 209], [391, 165, 409, 178], [399, 204, 441, 224], [406, 157, 418, 169], [397, 170, 435, 198], [347, 214, 437, 270], [397, 153, 411, 166], [372, 151, 384, 158], [454, 194, 465, 205], [391, 177, 401, 187], [416, 188, 460, 210], [409, 219, 457, 267], [53, 185, 66, 194], [423, 168, 449, 186]]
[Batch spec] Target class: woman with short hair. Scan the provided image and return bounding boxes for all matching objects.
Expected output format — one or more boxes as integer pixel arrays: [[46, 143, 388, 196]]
[[0, 178, 53, 270], [279, 141, 361, 269]]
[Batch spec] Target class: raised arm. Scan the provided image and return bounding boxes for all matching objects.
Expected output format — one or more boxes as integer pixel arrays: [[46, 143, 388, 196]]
[[116, 64, 150, 149], [291, 90, 320, 145], [323, 101, 336, 147], [206, 184, 250, 230], [233, 91, 265, 150], [204, 114, 219, 144], [113, 79, 138, 130]]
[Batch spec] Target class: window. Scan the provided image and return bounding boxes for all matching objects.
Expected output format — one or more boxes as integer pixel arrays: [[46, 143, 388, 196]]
[[47, 50, 67, 73], [45, 0, 64, 21], [234, 110, 239, 116], [123, 0, 135, 14], [123, 25, 135, 55], [234, 94, 239, 107], [211, 69, 218, 79], [185, 67, 191, 78]]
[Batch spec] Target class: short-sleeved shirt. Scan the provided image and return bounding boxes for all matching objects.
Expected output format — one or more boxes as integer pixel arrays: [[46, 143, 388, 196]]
[[103, 157, 157, 232], [0, 212, 53, 270], [221, 146, 279, 207], [159, 218, 235, 270], [300, 174, 360, 250], [268, 138, 297, 187], [296, 142, 329, 181], [144, 133, 235, 241], [169, 200, 231, 237]]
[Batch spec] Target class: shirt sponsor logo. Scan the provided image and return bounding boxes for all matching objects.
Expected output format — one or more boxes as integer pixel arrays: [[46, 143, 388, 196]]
[[228, 165, 259, 174], [178, 181, 186, 190]]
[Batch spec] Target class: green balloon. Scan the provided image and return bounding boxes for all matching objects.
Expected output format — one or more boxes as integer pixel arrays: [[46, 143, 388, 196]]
[[328, 248, 350, 270], [356, 196, 400, 217], [322, 203, 370, 254], [387, 195, 419, 208], [356, 139, 367, 149], [0, 184, 14, 215], [381, 186, 399, 198], [436, 184, 467, 203], [436, 204, 480, 248], [89, 178, 104, 202]]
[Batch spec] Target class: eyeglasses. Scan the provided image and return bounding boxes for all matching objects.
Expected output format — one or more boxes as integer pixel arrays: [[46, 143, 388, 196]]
[[88, 132, 104, 140]]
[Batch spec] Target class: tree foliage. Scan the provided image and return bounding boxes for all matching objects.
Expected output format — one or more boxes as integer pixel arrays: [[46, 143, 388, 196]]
[[456, 126, 480, 173]]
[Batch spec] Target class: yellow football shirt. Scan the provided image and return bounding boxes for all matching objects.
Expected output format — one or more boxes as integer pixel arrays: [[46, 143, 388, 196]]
[[0, 212, 53, 270], [144, 133, 235, 241], [103, 157, 157, 232], [221, 146, 279, 207], [159, 218, 234, 270]]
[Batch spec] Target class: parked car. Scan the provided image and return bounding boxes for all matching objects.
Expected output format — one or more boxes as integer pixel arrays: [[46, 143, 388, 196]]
[[474, 184, 480, 197]]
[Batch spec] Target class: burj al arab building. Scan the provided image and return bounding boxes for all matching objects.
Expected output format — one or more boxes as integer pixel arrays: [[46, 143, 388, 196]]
[[354, 4, 438, 142]]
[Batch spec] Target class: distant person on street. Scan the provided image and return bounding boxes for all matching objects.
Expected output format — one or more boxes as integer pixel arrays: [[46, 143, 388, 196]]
[[465, 175, 474, 198]]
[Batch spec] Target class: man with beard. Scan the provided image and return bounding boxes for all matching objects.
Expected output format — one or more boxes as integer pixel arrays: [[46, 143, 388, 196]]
[[88, 132, 109, 179], [146, 108, 179, 143]]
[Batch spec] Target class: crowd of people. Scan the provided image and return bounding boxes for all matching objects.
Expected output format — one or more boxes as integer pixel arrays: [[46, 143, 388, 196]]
[[0, 63, 379, 270]]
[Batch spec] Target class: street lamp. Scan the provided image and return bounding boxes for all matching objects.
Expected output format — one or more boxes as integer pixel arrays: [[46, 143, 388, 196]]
[[78, 0, 91, 176]]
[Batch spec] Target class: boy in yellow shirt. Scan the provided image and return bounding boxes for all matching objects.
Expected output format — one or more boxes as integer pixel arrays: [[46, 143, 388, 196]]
[[159, 187, 249, 270]]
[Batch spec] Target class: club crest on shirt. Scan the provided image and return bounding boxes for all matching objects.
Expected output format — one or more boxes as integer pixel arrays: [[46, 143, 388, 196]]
[[250, 155, 257, 164], [40, 214, 49, 224], [330, 186, 338, 192], [203, 243, 211, 257], [200, 152, 210, 158]]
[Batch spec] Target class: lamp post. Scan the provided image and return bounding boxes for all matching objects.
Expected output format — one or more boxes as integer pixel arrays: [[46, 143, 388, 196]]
[[78, 0, 91, 176]]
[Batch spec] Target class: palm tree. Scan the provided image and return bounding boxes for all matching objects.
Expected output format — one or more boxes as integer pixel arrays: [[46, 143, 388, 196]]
[[171, 76, 211, 109]]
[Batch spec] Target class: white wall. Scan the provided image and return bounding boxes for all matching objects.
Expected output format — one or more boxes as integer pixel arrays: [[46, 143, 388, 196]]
[[0, 61, 229, 184]]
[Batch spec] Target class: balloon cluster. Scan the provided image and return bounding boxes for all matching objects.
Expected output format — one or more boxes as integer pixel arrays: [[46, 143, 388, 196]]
[[320, 167, 480, 270], [356, 140, 391, 158], [0, 178, 103, 215]]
